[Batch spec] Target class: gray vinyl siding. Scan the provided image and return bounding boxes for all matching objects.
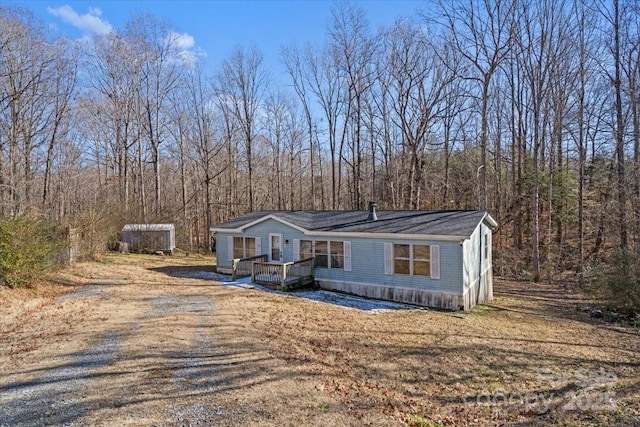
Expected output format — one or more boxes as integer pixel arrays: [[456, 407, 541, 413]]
[[215, 218, 465, 294]]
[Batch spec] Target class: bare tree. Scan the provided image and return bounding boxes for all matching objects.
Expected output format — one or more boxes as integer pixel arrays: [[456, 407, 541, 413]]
[[299, 43, 346, 210], [435, 0, 517, 210], [283, 44, 317, 209], [86, 30, 141, 213], [216, 45, 269, 212], [384, 19, 456, 209], [125, 15, 183, 217], [611, 0, 628, 249], [42, 39, 78, 215], [328, 3, 378, 209], [0, 6, 61, 216]]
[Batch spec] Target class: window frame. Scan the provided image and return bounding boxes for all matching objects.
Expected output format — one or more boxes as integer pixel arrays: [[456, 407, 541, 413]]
[[232, 236, 257, 259], [484, 233, 489, 260], [393, 243, 431, 276], [233, 236, 245, 259], [314, 240, 329, 268], [300, 239, 313, 260], [300, 239, 345, 270], [330, 241, 344, 269]]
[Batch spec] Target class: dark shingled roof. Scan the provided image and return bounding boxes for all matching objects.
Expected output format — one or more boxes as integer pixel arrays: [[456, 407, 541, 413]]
[[213, 210, 494, 237]]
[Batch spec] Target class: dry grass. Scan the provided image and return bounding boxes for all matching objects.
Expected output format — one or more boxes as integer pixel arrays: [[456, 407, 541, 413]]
[[0, 253, 638, 426]]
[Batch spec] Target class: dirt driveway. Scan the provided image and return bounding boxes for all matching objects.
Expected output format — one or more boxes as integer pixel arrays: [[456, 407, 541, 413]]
[[1, 254, 639, 426]]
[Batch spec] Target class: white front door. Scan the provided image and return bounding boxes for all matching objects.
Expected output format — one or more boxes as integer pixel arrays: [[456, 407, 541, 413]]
[[269, 233, 282, 262]]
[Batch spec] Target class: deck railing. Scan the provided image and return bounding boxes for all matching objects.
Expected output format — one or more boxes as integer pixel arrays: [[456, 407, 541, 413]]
[[251, 257, 315, 290], [232, 254, 268, 280]]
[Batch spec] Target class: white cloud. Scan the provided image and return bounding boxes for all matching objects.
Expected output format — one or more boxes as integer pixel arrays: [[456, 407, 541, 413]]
[[165, 31, 206, 66], [169, 31, 195, 50], [47, 5, 113, 36]]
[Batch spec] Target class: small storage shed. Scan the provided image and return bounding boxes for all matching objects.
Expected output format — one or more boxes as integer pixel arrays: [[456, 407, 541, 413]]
[[121, 224, 175, 254]]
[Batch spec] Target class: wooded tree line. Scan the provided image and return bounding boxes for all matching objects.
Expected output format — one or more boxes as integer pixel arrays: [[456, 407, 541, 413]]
[[1, 1, 639, 281]]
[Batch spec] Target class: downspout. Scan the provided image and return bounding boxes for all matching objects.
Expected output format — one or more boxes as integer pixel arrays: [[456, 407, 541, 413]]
[[478, 224, 483, 302]]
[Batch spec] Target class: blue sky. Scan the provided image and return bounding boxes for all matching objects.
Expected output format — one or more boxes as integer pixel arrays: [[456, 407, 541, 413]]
[[11, 1, 426, 81]]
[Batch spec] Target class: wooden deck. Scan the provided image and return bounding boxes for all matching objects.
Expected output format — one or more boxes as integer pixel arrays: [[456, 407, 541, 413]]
[[251, 257, 315, 291], [231, 254, 268, 280]]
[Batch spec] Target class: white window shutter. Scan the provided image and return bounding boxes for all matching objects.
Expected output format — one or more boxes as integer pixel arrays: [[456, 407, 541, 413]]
[[255, 237, 261, 256], [430, 245, 440, 279], [293, 239, 300, 260], [343, 241, 352, 271], [227, 235, 234, 261], [384, 243, 393, 275]]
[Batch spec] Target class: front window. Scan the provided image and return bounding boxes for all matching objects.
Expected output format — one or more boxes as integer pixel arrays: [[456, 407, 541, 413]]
[[300, 240, 313, 260], [233, 237, 256, 259], [233, 237, 244, 259], [246, 237, 256, 257], [314, 241, 328, 268], [301, 240, 344, 269], [330, 241, 344, 268]]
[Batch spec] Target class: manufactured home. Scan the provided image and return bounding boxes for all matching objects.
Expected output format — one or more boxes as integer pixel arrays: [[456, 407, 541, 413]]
[[212, 203, 496, 311]]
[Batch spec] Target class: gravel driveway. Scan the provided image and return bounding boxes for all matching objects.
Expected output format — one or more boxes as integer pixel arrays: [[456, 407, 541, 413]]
[[0, 281, 225, 427]]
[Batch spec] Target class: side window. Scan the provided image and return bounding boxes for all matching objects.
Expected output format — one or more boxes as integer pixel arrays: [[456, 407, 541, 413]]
[[484, 233, 489, 260], [393, 243, 431, 276]]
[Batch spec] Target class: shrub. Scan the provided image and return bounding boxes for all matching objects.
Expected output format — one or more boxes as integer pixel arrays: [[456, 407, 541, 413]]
[[0, 217, 66, 288], [591, 249, 640, 317]]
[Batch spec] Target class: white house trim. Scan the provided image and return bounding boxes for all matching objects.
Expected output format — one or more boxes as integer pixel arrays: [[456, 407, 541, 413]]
[[384, 243, 393, 275], [343, 241, 352, 272], [214, 228, 465, 243], [430, 245, 440, 279], [211, 214, 308, 234], [292, 238, 300, 260], [255, 237, 262, 256], [304, 230, 467, 241], [482, 212, 498, 228]]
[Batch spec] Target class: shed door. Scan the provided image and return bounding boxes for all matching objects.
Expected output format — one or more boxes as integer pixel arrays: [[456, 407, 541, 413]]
[[269, 233, 282, 262]]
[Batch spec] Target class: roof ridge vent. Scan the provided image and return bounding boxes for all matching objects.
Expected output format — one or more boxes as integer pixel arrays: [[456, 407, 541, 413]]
[[367, 201, 378, 221]]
